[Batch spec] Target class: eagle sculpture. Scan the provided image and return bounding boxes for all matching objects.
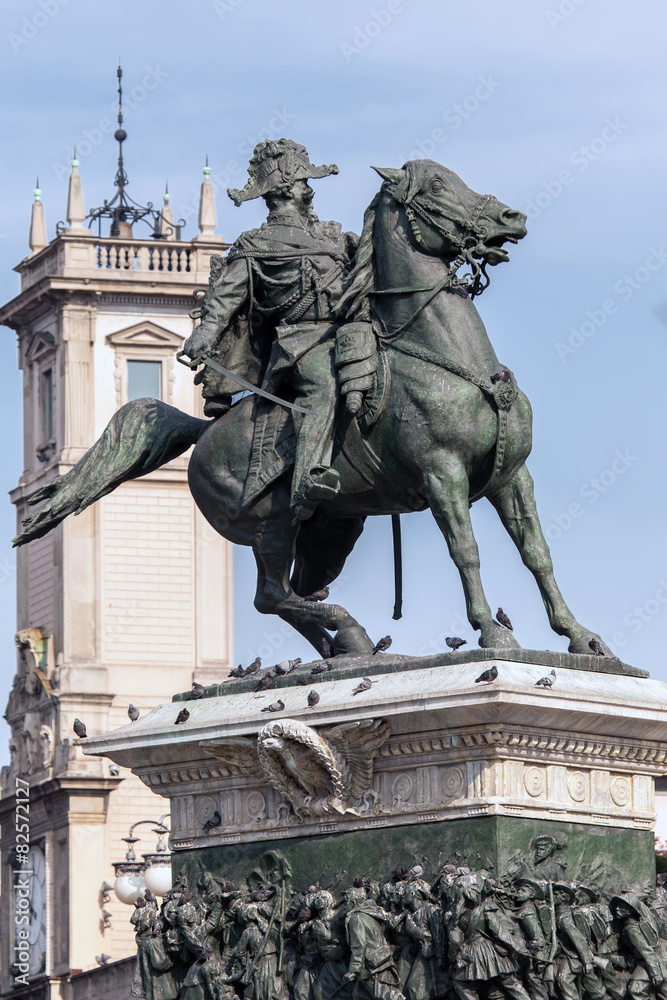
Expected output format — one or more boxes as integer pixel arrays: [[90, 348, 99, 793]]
[[201, 717, 389, 818]]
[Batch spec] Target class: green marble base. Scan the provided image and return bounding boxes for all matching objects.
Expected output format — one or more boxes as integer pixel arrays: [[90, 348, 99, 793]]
[[172, 815, 655, 896]]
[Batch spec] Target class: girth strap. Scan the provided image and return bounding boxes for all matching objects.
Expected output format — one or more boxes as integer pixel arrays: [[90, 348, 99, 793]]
[[390, 339, 518, 502]]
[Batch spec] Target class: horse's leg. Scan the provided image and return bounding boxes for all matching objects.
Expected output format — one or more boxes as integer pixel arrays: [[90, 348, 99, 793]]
[[489, 464, 612, 654], [291, 513, 366, 597], [424, 457, 521, 649], [252, 512, 374, 658]]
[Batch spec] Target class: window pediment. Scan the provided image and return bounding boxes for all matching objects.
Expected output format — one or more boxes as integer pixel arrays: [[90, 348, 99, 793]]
[[106, 321, 184, 350], [26, 330, 55, 363]]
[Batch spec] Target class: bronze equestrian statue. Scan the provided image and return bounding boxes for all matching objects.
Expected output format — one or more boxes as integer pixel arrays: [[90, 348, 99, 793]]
[[14, 142, 612, 660]]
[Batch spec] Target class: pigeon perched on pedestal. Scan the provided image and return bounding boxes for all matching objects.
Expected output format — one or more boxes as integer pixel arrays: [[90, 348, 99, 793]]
[[127, 704, 140, 722], [474, 666, 498, 685], [174, 707, 190, 725], [589, 639, 605, 657], [352, 677, 374, 696], [307, 689, 320, 708], [202, 810, 222, 833], [373, 635, 392, 654], [261, 699, 285, 713], [311, 661, 333, 675], [496, 608, 513, 630], [535, 669, 556, 689], [322, 639, 333, 659], [228, 663, 246, 678], [254, 673, 274, 691], [297, 673, 317, 686], [245, 657, 262, 674], [188, 682, 205, 700], [446, 637, 467, 651], [73, 718, 87, 739], [274, 658, 301, 675]]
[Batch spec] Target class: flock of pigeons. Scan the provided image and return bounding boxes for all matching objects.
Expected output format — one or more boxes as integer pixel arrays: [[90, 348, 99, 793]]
[[71, 605, 603, 740]]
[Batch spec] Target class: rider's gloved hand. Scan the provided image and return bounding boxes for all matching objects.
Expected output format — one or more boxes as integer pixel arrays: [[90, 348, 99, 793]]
[[182, 328, 211, 361]]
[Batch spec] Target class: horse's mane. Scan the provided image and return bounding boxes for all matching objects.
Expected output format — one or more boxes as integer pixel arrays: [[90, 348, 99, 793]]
[[336, 192, 380, 322]]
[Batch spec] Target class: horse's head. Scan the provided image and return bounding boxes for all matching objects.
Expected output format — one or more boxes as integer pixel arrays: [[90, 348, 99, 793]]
[[373, 159, 527, 274]]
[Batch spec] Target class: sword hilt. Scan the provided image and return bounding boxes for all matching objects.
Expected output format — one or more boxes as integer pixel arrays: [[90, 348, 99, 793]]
[[176, 349, 204, 370]]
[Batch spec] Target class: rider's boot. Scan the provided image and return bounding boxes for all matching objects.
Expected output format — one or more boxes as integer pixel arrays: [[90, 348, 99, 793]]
[[291, 467, 340, 521]]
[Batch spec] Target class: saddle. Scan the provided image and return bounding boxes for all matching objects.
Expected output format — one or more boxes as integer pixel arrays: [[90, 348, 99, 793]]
[[241, 323, 388, 506]]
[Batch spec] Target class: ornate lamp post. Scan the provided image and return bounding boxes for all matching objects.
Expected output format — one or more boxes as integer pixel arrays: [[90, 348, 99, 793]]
[[112, 814, 171, 904]]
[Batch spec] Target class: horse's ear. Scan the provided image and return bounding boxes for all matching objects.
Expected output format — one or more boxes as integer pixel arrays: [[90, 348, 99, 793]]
[[371, 166, 405, 186]]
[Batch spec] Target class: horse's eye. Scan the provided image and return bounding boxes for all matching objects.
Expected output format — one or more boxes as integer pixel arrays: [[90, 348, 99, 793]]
[[430, 179, 445, 193]]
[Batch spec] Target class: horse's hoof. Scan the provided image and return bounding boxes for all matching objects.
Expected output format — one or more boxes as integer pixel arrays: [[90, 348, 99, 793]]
[[478, 623, 522, 650], [332, 621, 375, 655], [568, 633, 615, 657]]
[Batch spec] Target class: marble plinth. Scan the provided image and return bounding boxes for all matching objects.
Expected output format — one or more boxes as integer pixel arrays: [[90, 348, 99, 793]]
[[82, 650, 667, 886]]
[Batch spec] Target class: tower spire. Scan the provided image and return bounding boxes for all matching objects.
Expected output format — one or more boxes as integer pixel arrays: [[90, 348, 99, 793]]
[[29, 177, 47, 253], [65, 152, 87, 233], [193, 157, 224, 243], [158, 181, 177, 241]]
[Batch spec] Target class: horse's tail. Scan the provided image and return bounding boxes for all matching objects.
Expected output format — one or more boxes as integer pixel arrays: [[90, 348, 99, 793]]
[[14, 398, 210, 547]]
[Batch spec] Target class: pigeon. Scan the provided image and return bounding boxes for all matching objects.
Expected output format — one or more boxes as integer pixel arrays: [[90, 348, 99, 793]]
[[496, 608, 513, 630], [96, 954, 111, 966], [311, 661, 333, 675], [307, 689, 320, 708], [254, 673, 274, 691], [490, 370, 511, 384], [589, 639, 605, 657], [144, 889, 157, 903], [135, 897, 146, 908], [474, 665, 498, 685], [189, 681, 205, 700], [535, 669, 556, 689], [322, 639, 333, 659], [174, 707, 190, 725], [406, 864, 425, 880], [73, 718, 87, 739], [228, 663, 246, 678], [297, 674, 317, 686], [245, 657, 262, 674], [373, 635, 392, 655], [305, 586, 330, 602], [202, 810, 222, 833], [352, 677, 374, 696], [252, 888, 276, 902], [128, 703, 140, 722], [274, 658, 301, 675], [446, 637, 467, 651], [109, 764, 120, 776], [261, 699, 285, 713]]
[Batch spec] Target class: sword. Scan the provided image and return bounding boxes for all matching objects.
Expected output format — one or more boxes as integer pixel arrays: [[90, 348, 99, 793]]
[[176, 351, 313, 415]]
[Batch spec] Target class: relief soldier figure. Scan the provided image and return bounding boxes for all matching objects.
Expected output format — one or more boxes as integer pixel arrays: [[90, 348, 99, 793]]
[[343, 883, 405, 1000]]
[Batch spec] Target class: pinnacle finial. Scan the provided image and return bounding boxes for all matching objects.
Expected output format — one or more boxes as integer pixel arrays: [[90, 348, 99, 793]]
[[66, 155, 87, 233], [194, 157, 224, 243], [29, 179, 47, 253]]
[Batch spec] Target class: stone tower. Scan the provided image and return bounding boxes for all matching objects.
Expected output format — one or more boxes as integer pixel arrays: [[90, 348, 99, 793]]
[[0, 75, 233, 998]]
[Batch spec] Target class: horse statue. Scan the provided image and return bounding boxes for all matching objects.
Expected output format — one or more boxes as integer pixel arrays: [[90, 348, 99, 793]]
[[14, 158, 611, 660]]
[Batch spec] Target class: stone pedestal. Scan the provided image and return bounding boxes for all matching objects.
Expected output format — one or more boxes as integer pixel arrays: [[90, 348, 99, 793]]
[[83, 649, 666, 890]]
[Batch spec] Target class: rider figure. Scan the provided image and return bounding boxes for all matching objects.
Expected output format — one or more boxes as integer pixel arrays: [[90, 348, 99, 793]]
[[182, 138, 358, 520]]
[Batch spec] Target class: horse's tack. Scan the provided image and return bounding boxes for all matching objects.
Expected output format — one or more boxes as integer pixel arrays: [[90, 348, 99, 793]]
[[389, 338, 518, 502]]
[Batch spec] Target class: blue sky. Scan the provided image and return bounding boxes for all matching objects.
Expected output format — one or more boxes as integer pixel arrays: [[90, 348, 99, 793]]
[[1, 0, 667, 758]]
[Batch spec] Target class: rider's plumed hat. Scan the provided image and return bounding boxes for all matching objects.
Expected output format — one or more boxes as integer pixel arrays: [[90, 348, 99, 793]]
[[228, 139, 338, 206]]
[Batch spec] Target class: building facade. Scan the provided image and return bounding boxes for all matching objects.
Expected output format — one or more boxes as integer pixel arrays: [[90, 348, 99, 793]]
[[0, 137, 233, 998]]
